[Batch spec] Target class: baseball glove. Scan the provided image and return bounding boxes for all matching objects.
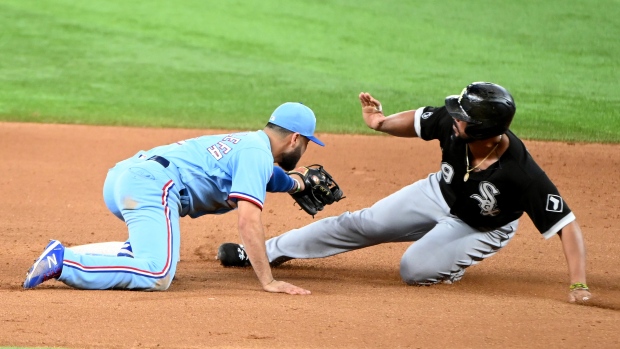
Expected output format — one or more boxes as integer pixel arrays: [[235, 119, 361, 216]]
[[288, 164, 345, 217]]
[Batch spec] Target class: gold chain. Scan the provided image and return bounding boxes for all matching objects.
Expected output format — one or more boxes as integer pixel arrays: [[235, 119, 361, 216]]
[[464, 135, 502, 182]]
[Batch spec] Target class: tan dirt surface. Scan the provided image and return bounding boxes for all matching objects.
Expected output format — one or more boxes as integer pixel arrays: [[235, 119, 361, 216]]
[[1, 122, 619, 349]]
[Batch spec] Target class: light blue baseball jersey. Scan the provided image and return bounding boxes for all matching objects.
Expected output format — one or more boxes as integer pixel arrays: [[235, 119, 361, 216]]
[[142, 130, 274, 217]]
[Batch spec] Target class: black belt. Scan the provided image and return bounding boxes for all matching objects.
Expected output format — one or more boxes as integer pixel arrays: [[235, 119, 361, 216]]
[[147, 155, 187, 197], [148, 155, 170, 168]]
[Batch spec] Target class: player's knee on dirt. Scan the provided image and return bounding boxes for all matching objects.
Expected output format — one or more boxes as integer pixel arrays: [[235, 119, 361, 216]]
[[148, 272, 174, 291], [400, 259, 441, 285], [139, 257, 176, 291], [399, 250, 459, 285]]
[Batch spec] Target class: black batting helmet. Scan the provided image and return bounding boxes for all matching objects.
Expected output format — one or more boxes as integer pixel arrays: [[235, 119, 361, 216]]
[[445, 82, 516, 140]]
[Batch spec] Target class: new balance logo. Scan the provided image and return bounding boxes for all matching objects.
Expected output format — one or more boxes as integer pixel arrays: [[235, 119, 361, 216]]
[[46, 254, 57, 268]]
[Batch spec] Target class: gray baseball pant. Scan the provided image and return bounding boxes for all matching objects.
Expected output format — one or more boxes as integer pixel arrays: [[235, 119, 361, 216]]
[[265, 171, 518, 284]]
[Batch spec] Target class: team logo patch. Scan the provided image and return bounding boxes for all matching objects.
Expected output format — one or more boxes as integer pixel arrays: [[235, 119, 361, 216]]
[[546, 194, 564, 212], [421, 111, 433, 119]]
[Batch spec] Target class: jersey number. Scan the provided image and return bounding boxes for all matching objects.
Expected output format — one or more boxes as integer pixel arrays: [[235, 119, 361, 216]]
[[441, 163, 455, 183]]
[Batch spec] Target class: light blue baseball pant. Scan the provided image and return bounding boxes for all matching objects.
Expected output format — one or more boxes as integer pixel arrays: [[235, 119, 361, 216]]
[[265, 171, 519, 284], [58, 156, 182, 290]]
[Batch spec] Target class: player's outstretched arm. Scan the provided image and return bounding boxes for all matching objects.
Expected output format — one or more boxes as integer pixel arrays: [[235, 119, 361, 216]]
[[359, 92, 418, 137], [557, 220, 591, 303], [236, 200, 311, 295], [266, 166, 305, 193]]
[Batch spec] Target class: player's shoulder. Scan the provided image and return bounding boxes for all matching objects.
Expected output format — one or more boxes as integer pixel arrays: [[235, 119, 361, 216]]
[[195, 131, 272, 161], [417, 106, 452, 141], [235, 131, 271, 151], [223, 131, 273, 164], [418, 106, 449, 119], [504, 131, 547, 179]]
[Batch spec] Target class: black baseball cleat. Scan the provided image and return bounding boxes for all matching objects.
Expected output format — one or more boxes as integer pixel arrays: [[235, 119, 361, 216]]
[[217, 243, 251, 267]]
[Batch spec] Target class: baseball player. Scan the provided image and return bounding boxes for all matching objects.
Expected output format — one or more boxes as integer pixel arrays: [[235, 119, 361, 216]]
[[23, 102, 323, 295], [219, 82, 592, 303]]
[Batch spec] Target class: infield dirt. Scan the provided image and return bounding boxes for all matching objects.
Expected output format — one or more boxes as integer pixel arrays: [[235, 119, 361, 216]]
[[1, 122, 619, 349]]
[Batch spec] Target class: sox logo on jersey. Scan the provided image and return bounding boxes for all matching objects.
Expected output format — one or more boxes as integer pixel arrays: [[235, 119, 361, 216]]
[[440, 164, 501, 217], [470, 181, 501, 216]]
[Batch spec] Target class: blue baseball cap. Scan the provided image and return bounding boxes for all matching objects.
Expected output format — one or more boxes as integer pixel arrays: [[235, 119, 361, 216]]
[[268, 102, 324, 146]]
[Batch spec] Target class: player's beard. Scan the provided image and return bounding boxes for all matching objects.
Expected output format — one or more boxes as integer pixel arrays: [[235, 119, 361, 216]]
[[278, 144, 303, 171]]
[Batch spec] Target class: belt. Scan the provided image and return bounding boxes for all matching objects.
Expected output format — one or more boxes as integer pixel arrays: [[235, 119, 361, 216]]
[[148, 155, 170, 168], [147, 155, 187, 197]]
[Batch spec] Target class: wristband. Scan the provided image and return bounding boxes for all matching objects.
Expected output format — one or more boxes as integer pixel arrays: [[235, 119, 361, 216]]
[[289, 178, 302, 194], [569, 282, 589, 290]]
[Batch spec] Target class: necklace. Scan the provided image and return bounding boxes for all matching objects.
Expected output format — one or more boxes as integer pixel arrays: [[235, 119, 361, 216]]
[[464, 135, 502, 182]]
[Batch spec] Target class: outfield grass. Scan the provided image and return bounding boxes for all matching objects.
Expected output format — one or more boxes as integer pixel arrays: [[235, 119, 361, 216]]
[[0, 0, 618, 142]]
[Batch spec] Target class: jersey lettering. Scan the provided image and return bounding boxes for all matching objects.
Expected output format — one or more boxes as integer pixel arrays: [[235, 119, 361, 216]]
[[217, 141, 232, 155], [441, 163, 455, 184], [222, 135, 240, 144], [207, 135, 244, 160], [207, 145, 223, 160], [470, 181, 501, 216]]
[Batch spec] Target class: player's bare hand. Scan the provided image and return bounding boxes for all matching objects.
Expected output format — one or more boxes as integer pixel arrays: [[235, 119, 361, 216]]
[[359, 92, 385, 130], [569, 288, 591, 303], [263, 279, 311, 295]]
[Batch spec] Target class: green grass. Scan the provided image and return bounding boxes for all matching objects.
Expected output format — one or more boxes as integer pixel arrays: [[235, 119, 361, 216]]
[[0, 0, 618, 142]]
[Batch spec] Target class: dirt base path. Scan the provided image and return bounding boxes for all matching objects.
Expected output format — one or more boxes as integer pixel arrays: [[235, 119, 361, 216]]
[[1, 122, 619, 348]]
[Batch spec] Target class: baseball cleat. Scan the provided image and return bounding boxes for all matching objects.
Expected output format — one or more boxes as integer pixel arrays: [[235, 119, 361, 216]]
[[442, 269, 465, 285], [217, 243, 251, 267], [23, 240, 65, 289]]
